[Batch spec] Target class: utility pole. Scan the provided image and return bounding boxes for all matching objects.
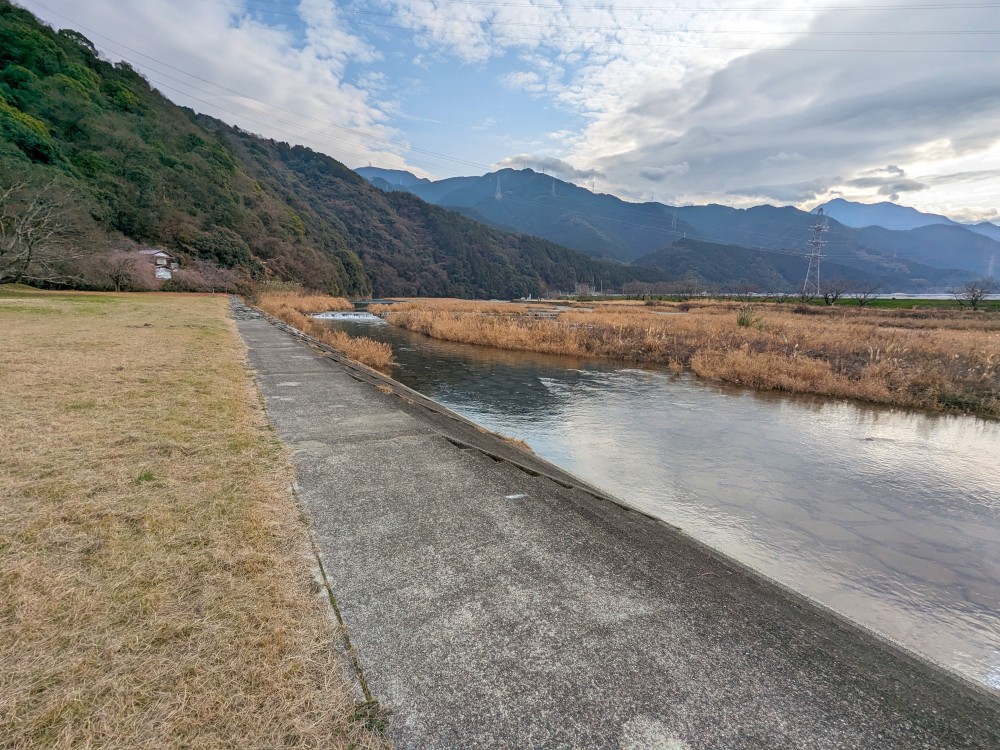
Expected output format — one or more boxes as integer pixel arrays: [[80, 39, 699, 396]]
[[802, 207, 828, 299]]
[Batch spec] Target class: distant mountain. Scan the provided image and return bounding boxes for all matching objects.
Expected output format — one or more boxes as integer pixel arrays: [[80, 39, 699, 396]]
[[820, 197, 1000, 243], [968, 222, 1000, 242], [635, 239, 871, 291], [635, 238, 969, 292], [356, 167, 432, 189], [818, 198, 961, 231], [850, 223, 998, 274], [359, 167, 995, 286], [358, 166, 701, 262]]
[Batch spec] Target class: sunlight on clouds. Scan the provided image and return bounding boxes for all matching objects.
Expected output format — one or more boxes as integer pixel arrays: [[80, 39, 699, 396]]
[[373, 0, 1000, 216], [23, 0, 1000, 217]]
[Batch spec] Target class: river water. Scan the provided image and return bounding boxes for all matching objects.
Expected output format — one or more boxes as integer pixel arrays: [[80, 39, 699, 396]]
[[319, 312, 1000, 691]]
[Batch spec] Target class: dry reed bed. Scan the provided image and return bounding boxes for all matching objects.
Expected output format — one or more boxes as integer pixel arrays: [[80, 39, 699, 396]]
[[375, 300, 1000, 417], [255, 292, 394, 371], [0, 291, 386, 749]]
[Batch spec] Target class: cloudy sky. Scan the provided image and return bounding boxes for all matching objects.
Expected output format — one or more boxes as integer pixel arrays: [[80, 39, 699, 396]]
[[20, 0, 1000, 221]]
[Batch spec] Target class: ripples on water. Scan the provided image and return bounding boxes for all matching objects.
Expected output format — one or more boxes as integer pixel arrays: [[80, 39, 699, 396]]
[[320, 314, 1000, 690]]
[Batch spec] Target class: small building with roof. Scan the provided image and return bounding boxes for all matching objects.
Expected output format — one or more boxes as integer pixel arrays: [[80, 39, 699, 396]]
[[138, 248, 179, 280]]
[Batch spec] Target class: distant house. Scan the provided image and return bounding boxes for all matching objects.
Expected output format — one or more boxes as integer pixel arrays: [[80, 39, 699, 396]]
[[575, 282, 596, 297], [138, 248, 179, 280]]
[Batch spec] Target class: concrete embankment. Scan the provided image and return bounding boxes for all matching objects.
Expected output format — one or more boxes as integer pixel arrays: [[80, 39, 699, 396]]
[[234, 302, 1000, 750]]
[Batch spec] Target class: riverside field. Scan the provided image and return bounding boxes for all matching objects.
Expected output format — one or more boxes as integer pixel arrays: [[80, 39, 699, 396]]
[[0, 288, 385, 750]]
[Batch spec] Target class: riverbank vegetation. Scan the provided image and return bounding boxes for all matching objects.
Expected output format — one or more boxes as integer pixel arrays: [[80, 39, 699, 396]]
[[374, 299, 1000, 418], [254, 289, 394, 371], [0, 289, 386, 749]]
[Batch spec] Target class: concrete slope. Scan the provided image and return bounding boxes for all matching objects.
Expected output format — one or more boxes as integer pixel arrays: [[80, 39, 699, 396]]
[[234, 307, 1000, 750]]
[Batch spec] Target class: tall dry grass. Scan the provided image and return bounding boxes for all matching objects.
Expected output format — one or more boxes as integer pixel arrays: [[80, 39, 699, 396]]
[[255, 290, 354, 315], [374, 299, 1000, 417], [0, 290, 387, 749], [256, 292, 394, 372]]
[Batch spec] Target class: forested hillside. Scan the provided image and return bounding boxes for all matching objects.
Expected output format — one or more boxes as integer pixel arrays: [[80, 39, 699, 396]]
[[0, 1, 659, 297]]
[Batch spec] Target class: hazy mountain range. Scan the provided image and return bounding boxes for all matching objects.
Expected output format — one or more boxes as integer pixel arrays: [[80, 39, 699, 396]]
[[359, 167, 998, 289], [818, 198, 1000, 242]]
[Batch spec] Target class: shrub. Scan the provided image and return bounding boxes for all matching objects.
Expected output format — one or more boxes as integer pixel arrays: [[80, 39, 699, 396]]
[[736, 304, 766, 329]]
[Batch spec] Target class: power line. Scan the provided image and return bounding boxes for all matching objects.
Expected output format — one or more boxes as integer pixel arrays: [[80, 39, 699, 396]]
[[32, 0, 494, 176], [802, 207, 829, 296], [240, 0, 1000, 36], [187, 0, 1000, 52]]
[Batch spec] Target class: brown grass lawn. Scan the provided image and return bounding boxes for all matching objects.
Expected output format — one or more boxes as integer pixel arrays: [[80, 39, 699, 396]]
[[0, 289, 385, 749], [375, 298, 1000, 418], [254, 292, 394, 372]]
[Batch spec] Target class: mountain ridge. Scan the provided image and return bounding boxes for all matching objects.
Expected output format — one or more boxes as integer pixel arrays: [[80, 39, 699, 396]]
[[818, 198, 1000, 242], [359, 167, 997, 285]]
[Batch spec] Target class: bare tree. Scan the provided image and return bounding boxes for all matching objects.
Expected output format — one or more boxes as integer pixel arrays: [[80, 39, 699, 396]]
[[953, 277, 996, 311], [197, 262, 242, 293], [0, 179, 91, 286], [166, 260, 242, 293], [821, 277, 849, 306], [623, 281, 651, 299], [855, 281, 881, 307], [99, 251, 159, 292], [731, 283, 759, 303]]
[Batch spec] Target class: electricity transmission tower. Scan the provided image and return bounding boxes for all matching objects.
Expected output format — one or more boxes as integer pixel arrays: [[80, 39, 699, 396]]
[[802, 207, 828, 298], [495, 174, 502, 201]]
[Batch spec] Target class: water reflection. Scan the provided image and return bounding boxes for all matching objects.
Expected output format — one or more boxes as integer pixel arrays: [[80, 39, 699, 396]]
[[321, 315, 1000, 689]]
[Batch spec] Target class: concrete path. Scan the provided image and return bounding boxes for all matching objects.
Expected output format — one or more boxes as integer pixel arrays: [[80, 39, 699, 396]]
[[235, 306, 1000, 750]]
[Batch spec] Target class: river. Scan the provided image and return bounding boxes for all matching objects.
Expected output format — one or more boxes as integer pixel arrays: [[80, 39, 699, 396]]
[[318, 312, 1000, 691]]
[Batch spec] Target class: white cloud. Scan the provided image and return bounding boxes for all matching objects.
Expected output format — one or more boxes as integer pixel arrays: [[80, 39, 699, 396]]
[[495, 155, 602, 181], [21, 0, 411, 171], [639, 164, 690, 182], [761, 152, 805, 167], [470, 116, 498, 132], [501, 70, 544, 93], [21, 0, 1000, 215], [375, 1, 1000, 213]]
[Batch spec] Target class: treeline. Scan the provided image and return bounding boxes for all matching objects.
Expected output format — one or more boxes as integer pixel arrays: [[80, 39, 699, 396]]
[[0, 1, 663, 297]]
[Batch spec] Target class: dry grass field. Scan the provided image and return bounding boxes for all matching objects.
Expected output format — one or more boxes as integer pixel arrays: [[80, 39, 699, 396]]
[[375, 298, 1000, 418], [255, 292, 394, 372], [0, 289, 386, 749]]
